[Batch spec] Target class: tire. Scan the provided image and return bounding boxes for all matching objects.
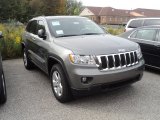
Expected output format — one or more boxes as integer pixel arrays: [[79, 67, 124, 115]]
[[23, 48, 34, 70], [50, 64, 72, 103], [0, 72, 7, 104]]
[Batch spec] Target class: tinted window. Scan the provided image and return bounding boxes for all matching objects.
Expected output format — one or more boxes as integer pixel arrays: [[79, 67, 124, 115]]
[[26, 22, 31, 32], [47, 18, 105, 37], [143, 19, 160, 26], [26, 20, 37, 35], [135, 29, 157, 41], [128, 20, 143, 28]]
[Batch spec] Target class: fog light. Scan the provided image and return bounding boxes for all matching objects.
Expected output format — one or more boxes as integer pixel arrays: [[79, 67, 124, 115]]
[[81, 77, 93, 84], [81, 77, 87, 83]]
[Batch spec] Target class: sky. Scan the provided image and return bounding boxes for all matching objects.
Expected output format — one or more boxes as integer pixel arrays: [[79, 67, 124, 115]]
[[78, 0, 160, 10]]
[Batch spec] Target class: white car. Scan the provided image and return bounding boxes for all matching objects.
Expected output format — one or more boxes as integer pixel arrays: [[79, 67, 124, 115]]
[[125, 18, 160, 32]]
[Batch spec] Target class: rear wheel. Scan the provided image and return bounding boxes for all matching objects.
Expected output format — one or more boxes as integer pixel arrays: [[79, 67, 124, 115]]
[[23, 48, 34, 70], [50, 64, 72, 103], [0, 72, 7, 104]]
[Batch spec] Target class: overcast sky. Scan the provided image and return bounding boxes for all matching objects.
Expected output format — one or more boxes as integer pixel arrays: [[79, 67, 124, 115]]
[[78, 0, 160, 10]]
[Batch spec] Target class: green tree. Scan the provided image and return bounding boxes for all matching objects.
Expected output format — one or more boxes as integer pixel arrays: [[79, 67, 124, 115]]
[[0, 0, 31, 23], [0, 0, 82, 23], [29, 0, 65, 16], [66, 0, 82, 15]]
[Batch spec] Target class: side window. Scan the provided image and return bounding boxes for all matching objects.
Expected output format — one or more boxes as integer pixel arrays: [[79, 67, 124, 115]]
[[143, 19, 160, 26], [128, 20, 143, 28], [26, 20, 38, 35], [37, 20, 46, 31], [26, 22, 31, 32], [135, 29, 157, 41]]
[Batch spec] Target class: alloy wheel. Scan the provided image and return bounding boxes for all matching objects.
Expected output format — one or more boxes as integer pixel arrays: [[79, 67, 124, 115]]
[[52, 71, 63, 97]]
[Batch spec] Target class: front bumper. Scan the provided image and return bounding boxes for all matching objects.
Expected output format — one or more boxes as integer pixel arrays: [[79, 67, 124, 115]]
[[65, 59, 145, 90]]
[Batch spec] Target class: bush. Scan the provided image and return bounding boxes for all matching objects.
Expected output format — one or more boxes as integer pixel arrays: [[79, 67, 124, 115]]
[[0, 23, 24, 59], [107, 27, 124, 35]]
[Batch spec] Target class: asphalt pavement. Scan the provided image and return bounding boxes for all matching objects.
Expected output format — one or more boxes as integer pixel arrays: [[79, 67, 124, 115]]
[[0, 59, 160, 120]]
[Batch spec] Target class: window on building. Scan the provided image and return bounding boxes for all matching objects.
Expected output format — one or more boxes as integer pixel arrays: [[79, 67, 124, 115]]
[[109, 17, 112, 21], [115, 17, 117, 21], [125, 18, 128, 22], [125, 11, 128, 13]]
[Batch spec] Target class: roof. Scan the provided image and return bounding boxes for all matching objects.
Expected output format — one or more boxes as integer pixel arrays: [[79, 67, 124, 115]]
[[86, 7, 102, 15], [30, 16, 87, 21], [100, 7, 132, 16], [130, 12, 144, 17], [82, 7, 160, 17], [134, 8, 160, 17]]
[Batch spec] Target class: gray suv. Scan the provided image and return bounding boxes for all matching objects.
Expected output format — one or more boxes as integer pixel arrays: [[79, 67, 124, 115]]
[[22, 16, 144, 103]]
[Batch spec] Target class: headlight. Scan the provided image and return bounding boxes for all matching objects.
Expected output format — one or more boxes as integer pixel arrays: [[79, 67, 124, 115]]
[[69, 54, 96, 65], [136, 46, 142, 59]]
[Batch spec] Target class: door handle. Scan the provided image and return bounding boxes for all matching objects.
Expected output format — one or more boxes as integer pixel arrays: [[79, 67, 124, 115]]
[[32, 37, 36, 41]]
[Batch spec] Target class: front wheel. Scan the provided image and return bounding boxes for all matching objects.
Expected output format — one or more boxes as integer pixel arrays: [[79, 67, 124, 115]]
[[23, 48, 34, 70], [50, 64, 72, 103], [0, 72, 7, 104]]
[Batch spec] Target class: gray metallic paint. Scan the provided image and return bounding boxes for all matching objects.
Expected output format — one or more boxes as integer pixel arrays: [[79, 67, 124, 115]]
[[23, 16, 144, 90]]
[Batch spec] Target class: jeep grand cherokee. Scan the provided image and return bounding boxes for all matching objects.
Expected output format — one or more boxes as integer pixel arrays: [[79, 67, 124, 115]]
[[22, 16, 144, 103]]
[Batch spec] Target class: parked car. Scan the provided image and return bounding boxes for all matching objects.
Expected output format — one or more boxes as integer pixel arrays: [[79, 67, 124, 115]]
[[120, 25, 160, 69], [125, 18, 160, 32], [22, 16, 144, 103], [0, 31, 7, 104]]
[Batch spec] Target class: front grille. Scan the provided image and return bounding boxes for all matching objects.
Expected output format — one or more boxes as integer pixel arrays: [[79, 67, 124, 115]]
[[97, 51, 138, 71]]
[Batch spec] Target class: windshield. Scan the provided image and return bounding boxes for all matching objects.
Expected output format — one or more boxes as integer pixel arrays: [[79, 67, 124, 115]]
[[47, 17, 105, 37]]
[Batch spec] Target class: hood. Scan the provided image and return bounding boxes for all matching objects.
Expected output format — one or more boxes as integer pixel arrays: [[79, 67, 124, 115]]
[[54, 34, 138, 55]]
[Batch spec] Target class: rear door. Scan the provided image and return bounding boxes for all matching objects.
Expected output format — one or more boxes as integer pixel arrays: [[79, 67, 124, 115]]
[[129, 28, 158, 66], [25, 20, 39, 63]]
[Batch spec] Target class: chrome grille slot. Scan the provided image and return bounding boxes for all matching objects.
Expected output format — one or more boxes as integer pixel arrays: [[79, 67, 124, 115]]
[[97, 51, 139, 71], [120, 54, 126, 66], [126, 53, 130, 66], [134, 51, 138, 63], [130, 52, 134, 64], [108, 55, 114, 68], [115, 55, 120, 67], [101, 56, 107, 69]]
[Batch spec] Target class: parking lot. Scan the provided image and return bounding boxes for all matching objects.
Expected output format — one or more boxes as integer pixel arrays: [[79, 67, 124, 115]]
[[0, 59, 160, 120]]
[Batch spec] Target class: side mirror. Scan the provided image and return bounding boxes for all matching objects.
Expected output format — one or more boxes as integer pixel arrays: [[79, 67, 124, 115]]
[[0, 31, 3, 38], [38, 29, 46, 39]]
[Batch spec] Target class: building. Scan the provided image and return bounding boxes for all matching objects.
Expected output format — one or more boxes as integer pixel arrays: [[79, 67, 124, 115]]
[[80, 7, 160, 25]]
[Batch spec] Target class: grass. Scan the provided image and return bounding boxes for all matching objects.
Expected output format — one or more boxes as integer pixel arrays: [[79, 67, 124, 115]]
[[107, 27, 125, 35]]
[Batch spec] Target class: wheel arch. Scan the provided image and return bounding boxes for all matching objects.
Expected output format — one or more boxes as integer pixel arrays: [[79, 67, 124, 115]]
[[47, 56, 71, 87]]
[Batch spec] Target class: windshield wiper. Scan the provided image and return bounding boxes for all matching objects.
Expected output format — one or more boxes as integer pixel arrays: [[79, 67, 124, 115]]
[[58, 33, 104, 37], [58, 34, 80, 37], [80, 33, 104, 35]]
